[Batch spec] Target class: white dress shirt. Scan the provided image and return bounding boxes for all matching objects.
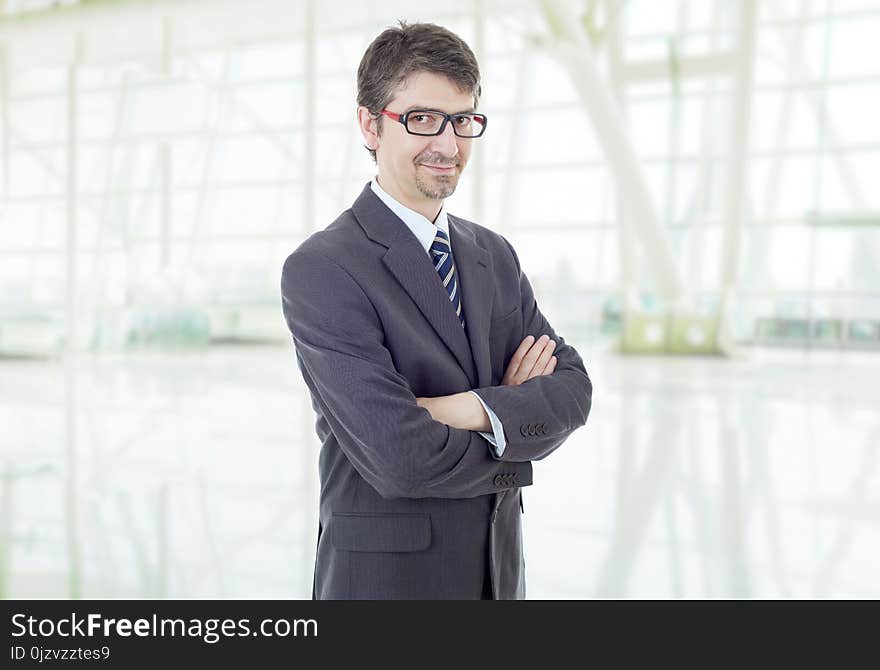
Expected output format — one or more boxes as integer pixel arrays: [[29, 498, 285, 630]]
[[370, 176, 508, 457]]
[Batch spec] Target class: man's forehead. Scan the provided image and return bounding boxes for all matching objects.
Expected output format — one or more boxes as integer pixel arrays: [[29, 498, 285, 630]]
[[399, 103, 477, 114], [390, 71, 475, 111]]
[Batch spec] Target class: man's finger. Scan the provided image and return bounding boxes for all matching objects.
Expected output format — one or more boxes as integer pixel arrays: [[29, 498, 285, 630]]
[[516, 334, 551, 383], [502, 335, 534, 385], [530, 338, 556, 378]]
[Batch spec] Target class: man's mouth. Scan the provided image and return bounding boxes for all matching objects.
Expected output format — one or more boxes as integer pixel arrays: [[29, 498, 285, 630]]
[[420, 164, 456, 174]]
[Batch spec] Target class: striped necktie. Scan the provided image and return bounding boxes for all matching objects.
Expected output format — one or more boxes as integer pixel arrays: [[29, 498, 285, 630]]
[[429, 228, 466, 331]]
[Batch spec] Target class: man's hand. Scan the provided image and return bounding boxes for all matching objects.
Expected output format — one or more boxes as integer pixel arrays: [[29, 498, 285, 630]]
[[501, 334, 556, 386]]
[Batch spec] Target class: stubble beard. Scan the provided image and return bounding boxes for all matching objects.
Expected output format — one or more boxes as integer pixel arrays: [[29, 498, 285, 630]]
[[414, 167, 459, 200]]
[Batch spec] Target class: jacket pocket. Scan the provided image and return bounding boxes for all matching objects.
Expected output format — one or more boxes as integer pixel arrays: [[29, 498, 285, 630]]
[[329, 513, 432, 553], [491, 304, 521, 323]]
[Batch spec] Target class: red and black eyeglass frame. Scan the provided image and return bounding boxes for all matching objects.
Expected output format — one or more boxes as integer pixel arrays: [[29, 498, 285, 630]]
[[378, 108, 488, 137]]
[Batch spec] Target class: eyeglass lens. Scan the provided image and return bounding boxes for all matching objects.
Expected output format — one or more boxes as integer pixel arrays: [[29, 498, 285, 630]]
[[406, 111, 485, 137]]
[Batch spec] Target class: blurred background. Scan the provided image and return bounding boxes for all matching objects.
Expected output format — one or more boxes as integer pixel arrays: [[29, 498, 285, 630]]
[[0, 0, 878, 598]]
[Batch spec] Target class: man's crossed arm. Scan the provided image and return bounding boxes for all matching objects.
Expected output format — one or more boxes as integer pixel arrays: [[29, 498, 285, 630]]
[[282, 247, 535, 501], [419, 237, 592, 464], [281, 241, 591, 500], [416, 333, 559, 431]]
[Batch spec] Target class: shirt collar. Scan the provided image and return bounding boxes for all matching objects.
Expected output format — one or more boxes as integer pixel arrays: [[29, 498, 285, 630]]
[[370, 176, 450, 254]]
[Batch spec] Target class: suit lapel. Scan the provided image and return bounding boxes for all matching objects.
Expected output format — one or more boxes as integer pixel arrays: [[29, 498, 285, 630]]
[[352, 183, 481, 387], [448, 215, 494, 389]]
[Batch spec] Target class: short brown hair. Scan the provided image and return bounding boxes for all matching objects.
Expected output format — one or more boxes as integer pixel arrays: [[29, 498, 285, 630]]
[[357, 21, 482, 163]]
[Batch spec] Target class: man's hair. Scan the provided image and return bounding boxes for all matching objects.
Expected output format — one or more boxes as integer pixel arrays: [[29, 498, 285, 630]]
[[356, 21, 482, 163]]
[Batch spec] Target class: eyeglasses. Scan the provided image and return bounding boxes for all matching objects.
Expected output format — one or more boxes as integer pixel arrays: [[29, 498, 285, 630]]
[[379, 108, 488, 138]]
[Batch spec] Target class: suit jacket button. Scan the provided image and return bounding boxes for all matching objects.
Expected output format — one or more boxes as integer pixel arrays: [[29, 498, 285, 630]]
[[493, 475, 502, 486], [528, 424, 535, 436], [520, 425, 528, 437], [512, 473, 518, 483], [539, 423, 547, 434]]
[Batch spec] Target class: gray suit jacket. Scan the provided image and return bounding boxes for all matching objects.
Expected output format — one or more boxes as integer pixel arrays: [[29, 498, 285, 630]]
[[280, 182, 592, 599]]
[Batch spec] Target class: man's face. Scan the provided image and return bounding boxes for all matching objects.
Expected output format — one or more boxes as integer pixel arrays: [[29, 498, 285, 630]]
[[362, 71, 476, 216]]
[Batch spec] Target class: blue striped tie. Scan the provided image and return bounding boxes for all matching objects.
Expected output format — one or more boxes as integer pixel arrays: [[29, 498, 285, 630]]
[[429, 228, 466, 331]]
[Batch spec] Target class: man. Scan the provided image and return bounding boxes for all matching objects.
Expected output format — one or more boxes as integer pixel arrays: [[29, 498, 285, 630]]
[[280, 21, 592, 599]]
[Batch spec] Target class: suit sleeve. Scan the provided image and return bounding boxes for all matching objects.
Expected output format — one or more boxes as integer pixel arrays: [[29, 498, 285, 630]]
[[281, 247, 532, 500], [470, 237, 593, 462]]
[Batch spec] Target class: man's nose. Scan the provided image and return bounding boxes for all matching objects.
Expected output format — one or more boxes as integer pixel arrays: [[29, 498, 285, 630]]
[[430, 119, 459, 156]]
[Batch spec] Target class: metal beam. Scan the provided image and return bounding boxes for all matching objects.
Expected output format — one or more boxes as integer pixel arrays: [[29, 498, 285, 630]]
[[605, 0, 638, 312], [63, 28, 83, 600], [159, 15, 172, 269], [0, 41, 8, 198], [717, 0, 757, 353]]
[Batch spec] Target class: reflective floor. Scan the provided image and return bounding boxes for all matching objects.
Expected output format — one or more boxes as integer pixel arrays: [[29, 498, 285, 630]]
[[2, 341, 878, 598]]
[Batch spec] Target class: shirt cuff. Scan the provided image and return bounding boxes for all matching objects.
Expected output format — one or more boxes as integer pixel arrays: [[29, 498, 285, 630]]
[[468, 390, 507, 458]]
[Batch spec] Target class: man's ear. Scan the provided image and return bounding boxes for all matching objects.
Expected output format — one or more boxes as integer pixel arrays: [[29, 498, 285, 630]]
[[356, 106, 379, 151]]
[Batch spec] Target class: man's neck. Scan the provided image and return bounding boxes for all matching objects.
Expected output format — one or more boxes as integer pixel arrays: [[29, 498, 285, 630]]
[[376, 174, 442, 223]]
